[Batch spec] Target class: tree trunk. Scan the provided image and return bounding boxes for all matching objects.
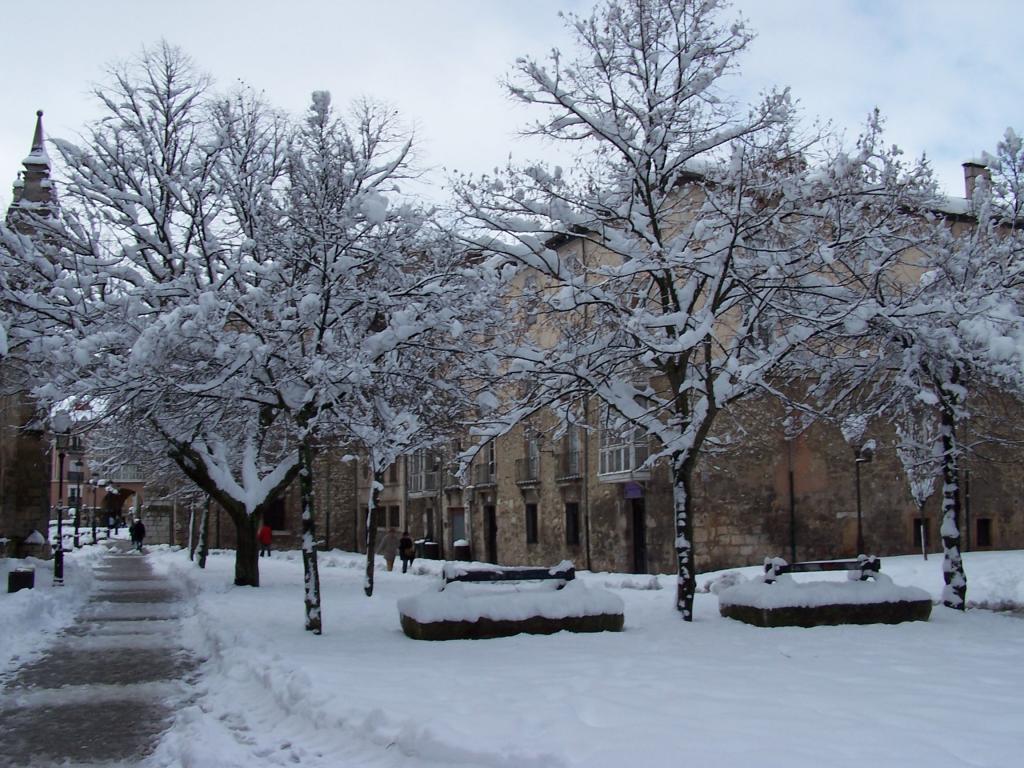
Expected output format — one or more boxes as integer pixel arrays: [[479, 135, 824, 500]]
[[234, 512, 261, 587], [299, 443, 323, 634], [188, 507, 196, 561], [364, 469, 383, 597], [939, 402, 967, 610], [162, 430, 301, 588], [197, 496, 210, 569], [673, 454, 697, 621]]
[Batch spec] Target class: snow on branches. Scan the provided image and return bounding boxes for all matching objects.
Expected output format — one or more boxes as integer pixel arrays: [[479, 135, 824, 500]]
[[456, 0, 936, 620]]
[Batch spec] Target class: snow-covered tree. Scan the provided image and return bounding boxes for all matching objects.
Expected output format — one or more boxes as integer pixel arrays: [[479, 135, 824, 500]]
[[1, 41, 499, 634], [455, 0, 933, 620], [831, 129, 1024, 609], [279, 93, 498, 602], [0, 44, 303, 587]]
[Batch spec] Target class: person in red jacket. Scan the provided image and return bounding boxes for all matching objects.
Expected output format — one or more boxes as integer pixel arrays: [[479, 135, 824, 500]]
[[258, 522, 273, 557]]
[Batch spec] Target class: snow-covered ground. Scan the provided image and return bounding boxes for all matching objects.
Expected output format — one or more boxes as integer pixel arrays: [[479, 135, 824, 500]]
[[0, 543, 107, 675], [4, 545, 1023, 767]]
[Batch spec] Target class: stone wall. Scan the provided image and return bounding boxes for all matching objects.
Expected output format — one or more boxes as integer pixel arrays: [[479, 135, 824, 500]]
[[461, 394, 1024, 576], [0, 381, 51, 558]]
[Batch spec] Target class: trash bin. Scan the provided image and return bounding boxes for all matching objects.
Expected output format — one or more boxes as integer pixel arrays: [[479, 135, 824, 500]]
[[414, 539, 426, 559], [7, 568, 35, 593], [423, 540, 441, 560], [452, 539, 471, 561]]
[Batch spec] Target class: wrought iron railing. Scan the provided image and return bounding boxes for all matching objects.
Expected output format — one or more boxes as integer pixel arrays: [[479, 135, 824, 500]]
[[515, 456, 540, 485]]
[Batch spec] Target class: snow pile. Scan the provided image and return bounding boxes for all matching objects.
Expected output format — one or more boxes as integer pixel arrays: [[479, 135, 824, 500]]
[[0, 544, 105, 674], [398, 578, 624, 623], [718, 573, 931, 609]]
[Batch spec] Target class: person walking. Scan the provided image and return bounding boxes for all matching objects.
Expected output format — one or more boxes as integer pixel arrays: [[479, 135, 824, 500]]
[[129, 519, 146, 551], [258, 522, 273, 557], [399, 530, 415, 573], [377, 527, 399, 572]]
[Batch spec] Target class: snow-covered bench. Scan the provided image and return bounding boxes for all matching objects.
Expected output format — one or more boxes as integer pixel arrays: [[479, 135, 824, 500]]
[[718, 555, 932, 627], [441, 562, 575, 589], [399, 561, 624, 640], [763, 555, 881, 583]]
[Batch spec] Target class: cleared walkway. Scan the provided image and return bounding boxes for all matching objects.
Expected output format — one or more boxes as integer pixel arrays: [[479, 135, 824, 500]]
[[0, 543, 197, 767]]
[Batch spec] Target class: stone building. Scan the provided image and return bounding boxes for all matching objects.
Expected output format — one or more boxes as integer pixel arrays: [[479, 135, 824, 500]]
[[221, 160, 1021, 576], [434, 394, 1023, 575], [393, 162, 1024, 575], [0, 112, 56, 557]]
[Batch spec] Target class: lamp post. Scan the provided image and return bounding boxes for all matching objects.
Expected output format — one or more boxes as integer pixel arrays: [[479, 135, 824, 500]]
[[854, 441, 875, 556], [51, 412, 71, 586], [72, 459, 83, 549], [90, 478, 99, 544]]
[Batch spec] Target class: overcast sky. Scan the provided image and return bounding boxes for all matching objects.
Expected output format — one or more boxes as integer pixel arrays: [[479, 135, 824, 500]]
[[2, 0, 1021, 210]]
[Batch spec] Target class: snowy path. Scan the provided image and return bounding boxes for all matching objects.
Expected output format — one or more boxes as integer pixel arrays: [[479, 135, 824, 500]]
[[0, 543, 198, 767]]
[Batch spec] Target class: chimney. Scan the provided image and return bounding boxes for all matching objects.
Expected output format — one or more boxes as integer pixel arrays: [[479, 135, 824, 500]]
[[962, 160, 990, 199]]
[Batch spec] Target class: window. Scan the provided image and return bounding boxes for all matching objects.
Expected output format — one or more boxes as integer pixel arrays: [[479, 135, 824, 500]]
[[451, 508, 466, 542], [976, 518, 992, 548], [565, 502, 580, 546], [387, 463, 398, 484], [388, 506, 400, 528], [408, 449, 440, 494], [913, 518, 930, 550], [558, 428, 582, 479], [526, 434, 540, 477], [474, 442, 497, 485], [265, 497, 287, 531], [525, 503, 539, 544], [598, 416, 649, 476]]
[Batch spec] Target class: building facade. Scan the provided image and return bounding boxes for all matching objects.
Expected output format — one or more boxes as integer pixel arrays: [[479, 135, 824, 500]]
[[0, 112, 56, 557]]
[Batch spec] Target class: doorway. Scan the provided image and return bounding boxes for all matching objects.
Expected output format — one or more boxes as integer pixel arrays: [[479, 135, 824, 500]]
[[450, 507, 466, 543], [484, 505, 498, 564], [630, 498, 647, 574]]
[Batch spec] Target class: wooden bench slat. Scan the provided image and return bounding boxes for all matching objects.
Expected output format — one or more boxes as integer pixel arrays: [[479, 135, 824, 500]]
[[442, 564, 575, 589], [783, 560, 880, 574], [764, 556, 881, 583]]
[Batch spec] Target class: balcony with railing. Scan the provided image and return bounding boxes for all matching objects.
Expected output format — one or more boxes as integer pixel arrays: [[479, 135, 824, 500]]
[[407, 469, 439, 498], [515, 455, 540, 487], [110, 464, 145, 483], [555, 449, 582, 482], [472, 461, 496, 487]]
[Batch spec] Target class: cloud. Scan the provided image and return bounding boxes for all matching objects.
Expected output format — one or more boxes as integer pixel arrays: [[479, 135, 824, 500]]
[[1, 0, 1020, 209]]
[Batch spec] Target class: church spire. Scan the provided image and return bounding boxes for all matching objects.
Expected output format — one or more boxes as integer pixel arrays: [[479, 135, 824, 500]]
[[27, 110, 47, 164], [7, 110, 56, 228]]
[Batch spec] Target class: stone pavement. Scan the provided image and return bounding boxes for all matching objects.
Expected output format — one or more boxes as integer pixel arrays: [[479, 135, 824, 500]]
[[0, 542, 198, 767]]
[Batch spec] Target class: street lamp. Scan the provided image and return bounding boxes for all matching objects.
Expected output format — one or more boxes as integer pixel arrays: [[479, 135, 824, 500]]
[[90, 478, 99, 544], [50, 412, 71, 586], [854, 440, 875, 556], [72, 459, 83, 549]]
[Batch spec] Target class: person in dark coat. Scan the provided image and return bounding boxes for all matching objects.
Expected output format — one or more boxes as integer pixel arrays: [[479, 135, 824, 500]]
[[399, 530, 415, 573], [130, 519, 146, 551], [258, 522, 273, 557]]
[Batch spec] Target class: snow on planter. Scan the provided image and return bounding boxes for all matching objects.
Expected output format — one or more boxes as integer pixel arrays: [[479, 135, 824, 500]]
[[718, 573, 932, 627], [398, 579, 625, 640]]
